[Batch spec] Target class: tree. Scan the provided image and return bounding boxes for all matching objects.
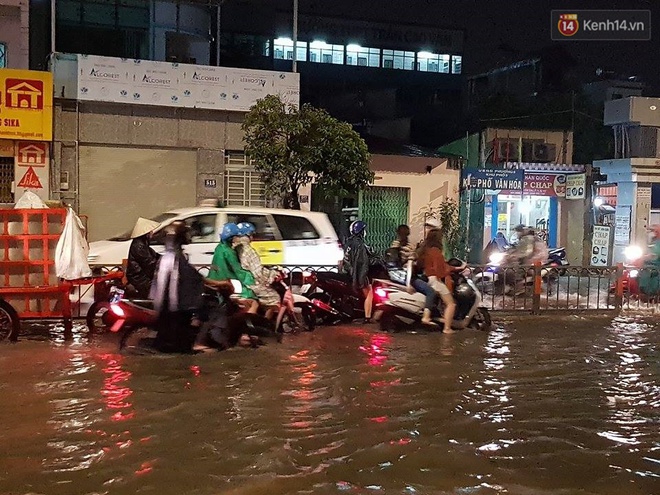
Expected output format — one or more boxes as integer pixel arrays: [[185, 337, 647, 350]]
[[242, 94, 374, 209]]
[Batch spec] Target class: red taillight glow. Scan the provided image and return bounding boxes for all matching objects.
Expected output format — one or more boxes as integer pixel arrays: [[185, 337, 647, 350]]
[[374, 288, 388, 300], [110, 304, 125, 317]]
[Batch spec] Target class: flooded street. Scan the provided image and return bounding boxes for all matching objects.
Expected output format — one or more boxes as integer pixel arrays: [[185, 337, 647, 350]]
[[1, 316, 659, 495]]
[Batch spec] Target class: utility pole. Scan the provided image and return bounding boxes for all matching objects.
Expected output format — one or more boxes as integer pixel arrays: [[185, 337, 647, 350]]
[[292, 0, 298, 73], [50, 0, 56, 56]]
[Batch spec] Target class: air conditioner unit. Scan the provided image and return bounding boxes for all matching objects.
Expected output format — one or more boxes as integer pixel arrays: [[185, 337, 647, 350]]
[[532, 143, 557, 162], [496, 139, 519, 161]]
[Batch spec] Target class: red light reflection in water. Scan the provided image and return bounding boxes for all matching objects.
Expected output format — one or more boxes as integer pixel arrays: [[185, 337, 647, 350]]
[[286, 350, 318, 430], [100, 354, 134, 421], [190, 365, 201, 377], [359, 333, 391, 367]]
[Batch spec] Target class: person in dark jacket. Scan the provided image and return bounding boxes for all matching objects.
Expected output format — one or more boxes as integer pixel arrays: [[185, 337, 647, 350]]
[[126, 217, 160, 298], [150, 221, 205, 353], [342, 220, 374, 323]]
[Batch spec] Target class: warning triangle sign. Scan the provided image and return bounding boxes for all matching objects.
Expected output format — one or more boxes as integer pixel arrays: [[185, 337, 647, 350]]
[[17, 167, 43, 189]]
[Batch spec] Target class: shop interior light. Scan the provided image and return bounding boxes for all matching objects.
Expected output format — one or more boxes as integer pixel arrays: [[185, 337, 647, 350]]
[[347, 44, 362, 51], [418, 51, 435, 59], [519, 200, 533, 215], [311, 40, 329, 48]]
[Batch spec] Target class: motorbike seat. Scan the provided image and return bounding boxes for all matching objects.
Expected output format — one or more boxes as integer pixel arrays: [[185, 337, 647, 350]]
[[316, 272, 351, 283]]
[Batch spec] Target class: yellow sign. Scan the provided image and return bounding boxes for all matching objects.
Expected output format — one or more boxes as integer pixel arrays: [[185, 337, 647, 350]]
[[0, 69, 53, 141]]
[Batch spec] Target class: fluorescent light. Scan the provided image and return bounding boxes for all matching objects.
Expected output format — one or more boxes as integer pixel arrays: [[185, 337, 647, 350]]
[[310, 40, 329, 48], [418, 51, 435, 59], [347, 44, 362, 51], [274, 37, 294, 46]]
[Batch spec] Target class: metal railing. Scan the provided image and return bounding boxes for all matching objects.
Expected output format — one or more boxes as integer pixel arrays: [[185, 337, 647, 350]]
[[85, 262, 660, 314]]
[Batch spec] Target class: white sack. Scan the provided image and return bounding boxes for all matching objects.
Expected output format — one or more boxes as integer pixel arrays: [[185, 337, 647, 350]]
[[55, 208, 93, 280], [14, 191, 47, 209]]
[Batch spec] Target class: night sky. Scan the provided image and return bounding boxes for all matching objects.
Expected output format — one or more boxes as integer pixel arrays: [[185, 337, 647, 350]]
[[293, 0, 660, 91]]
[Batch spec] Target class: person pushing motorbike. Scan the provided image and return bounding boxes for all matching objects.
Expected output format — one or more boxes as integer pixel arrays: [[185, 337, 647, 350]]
[[342, 220, 374, 324]]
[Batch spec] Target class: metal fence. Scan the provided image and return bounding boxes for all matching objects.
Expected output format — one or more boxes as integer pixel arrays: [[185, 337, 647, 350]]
[[85, 262, 660, 315]]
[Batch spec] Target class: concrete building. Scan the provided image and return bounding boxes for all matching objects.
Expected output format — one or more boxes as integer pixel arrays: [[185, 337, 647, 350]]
[[50, 53, 299, 241], [0, 0, 29, 70], [595, 96, 660, 262]]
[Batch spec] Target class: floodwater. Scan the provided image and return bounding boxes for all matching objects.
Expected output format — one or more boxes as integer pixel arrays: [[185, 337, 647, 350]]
[[1, 316, 659, 495]]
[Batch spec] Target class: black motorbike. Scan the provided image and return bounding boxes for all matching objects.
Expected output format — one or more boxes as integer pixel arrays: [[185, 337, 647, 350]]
[[303, 250, 406, 324]]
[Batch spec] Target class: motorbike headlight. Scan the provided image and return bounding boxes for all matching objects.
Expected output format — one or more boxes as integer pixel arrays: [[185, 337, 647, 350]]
[[489, 252, 505, 266], [629, 269, 639, 278], [624, 245, 644, 262]]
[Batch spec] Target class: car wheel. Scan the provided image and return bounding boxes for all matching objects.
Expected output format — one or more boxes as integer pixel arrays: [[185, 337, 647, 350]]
[[0, 299, 20, 342]]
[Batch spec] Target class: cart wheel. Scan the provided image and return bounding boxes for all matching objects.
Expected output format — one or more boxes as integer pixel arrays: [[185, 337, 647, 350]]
[[0, 299, 20, 342], [86, 301, 113, 334]]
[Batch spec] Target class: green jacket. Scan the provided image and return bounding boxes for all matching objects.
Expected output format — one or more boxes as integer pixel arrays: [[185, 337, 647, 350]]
[[208, 242, 256, 299]]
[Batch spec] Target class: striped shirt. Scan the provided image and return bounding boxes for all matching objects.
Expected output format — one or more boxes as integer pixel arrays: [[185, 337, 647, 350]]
[[391, 239, 416, 263]]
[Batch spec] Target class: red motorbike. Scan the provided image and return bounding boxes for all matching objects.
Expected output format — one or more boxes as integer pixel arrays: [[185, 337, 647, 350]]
[[609, 245, 643, 297]]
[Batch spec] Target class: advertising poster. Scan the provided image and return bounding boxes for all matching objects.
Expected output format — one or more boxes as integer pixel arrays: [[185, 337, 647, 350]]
[[591, 225, 611, 266], [0, 68, 53, 141]]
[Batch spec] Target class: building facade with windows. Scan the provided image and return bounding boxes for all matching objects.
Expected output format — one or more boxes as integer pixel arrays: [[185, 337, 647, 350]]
[[0, 0, 29, 70]]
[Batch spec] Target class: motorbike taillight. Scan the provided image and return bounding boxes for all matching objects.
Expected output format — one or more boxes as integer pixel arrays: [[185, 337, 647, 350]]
[[374, 287, 389, 302]]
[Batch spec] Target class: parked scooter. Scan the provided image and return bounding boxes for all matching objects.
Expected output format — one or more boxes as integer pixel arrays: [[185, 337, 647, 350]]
[[0, 296, 20, 342], [374, 258, 492, 332]]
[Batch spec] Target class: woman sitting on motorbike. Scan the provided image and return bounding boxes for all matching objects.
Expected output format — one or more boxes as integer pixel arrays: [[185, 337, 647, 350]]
[[208, 223, 259, 313], [233, 222, 300, 331]]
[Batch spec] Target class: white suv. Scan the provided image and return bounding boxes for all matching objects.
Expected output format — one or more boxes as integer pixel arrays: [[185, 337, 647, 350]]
[[88, 206, 343, 269]]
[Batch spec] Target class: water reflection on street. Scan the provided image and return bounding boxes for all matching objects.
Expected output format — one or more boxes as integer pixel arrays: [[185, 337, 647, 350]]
[[0, 315, 659, 494]]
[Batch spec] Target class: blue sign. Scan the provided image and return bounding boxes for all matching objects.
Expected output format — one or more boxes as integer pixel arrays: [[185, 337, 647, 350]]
[[461, 168, 525, 190]]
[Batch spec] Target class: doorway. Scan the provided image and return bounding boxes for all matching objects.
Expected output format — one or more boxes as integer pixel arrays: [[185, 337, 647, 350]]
[[0, 157, 14, 203]]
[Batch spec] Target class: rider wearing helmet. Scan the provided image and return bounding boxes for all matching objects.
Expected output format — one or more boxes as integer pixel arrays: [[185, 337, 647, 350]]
[[208, 222, 258, 311], [342, 220, 374, 323], [234, 222, 300, 331]]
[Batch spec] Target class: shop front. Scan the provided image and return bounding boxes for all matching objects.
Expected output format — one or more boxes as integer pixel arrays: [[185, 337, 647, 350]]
[[0, 68, 53, 203]]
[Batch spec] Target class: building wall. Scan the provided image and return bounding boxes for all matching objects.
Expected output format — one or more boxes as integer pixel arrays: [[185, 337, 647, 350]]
[[0, 0, 29, 69], [371, 155, 459, 244], [53, 100, 247, 240], [483, 128, 574, 164]]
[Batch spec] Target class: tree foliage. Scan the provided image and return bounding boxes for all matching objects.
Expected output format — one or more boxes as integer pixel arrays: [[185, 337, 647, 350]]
[[242, 95, 374, 209]]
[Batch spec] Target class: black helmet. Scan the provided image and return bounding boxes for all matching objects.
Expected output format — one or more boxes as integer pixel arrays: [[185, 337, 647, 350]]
[[514, 224, 526, 232]]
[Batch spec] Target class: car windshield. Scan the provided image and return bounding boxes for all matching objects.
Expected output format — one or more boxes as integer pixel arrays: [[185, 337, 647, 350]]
[[108, 213, 178, 241]]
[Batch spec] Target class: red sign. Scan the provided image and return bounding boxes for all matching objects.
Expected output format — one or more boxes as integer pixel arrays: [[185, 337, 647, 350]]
[[502, 173, 566, 197], [17, 167, 43, 189], [15, 141, 48, 167], [4, 78, 45, 110]]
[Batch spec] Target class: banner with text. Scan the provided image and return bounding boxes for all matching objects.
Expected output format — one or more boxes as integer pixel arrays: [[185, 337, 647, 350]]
[[14, 141, 49, 200], [461, 168, 524, 191], [0, 69, 53, 141], [76, 55, 300, 112], [501, 172, 566, 196]]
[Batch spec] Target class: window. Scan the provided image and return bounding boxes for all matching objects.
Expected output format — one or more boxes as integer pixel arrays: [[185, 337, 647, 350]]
[[273, 37, 307, 62], [185, 214, 217, 243], [417, 51, 450, 73], [382, 50, 415, 70], [272, 215, 319, 240], [225, 214, 277, 241], [346, 45, 380, 68], [224, 153, 266, 207], [0, 43, 5, 68], [451, 55, 462, 74], [309, 40, 344, 65]]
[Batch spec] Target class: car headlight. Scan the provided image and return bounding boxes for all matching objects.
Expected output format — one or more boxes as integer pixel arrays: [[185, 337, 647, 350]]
[[624, 245, 644, 262], [489, 252, 505, 266]]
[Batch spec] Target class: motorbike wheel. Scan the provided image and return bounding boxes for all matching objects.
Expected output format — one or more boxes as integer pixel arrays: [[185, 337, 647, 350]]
[[295, 303, 315, 332], [470, 308, 492, 331], [379, 311, 400, 333], [86, 301, 113, 334], [0, 299, 20, 342]]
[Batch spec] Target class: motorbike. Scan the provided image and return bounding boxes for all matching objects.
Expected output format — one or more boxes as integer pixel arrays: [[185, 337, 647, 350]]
[[303, 251, 406, 324], [267, 270, 316, 332], [608, 245, 660, 299], [373, 258, 492, 332], [474, 246, 568, 296], [106, 282, 279, 351]]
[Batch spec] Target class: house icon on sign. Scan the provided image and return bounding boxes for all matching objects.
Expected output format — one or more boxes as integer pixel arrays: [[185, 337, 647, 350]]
[[19, 144, 46, 165], [5, 79, 44, 109]]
